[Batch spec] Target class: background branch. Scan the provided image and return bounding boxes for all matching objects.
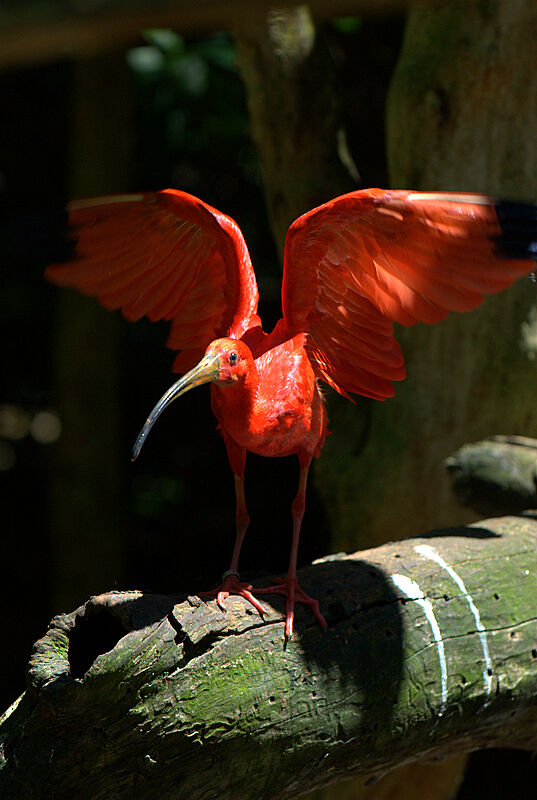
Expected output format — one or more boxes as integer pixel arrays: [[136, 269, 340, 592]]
[[446, 436, 537, 517]]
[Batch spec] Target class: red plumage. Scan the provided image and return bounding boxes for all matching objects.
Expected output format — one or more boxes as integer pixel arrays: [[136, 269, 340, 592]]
[[46, 187, 537, 637]]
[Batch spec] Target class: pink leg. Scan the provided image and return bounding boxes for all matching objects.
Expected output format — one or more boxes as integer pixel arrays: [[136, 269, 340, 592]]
[[257, 462, 327, 638], [200, 443, 266, 617]]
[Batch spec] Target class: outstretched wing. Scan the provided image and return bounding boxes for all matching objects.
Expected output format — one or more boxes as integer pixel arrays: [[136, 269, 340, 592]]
[[282, 189, 537, 400], [46, 189, 260, 373]]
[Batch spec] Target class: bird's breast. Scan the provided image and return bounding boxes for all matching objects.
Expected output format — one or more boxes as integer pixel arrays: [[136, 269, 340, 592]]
[[211, 344, 327, 459]]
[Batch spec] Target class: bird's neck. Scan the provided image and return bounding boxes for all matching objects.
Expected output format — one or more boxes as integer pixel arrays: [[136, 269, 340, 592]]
[[211, 363, 258, 430]]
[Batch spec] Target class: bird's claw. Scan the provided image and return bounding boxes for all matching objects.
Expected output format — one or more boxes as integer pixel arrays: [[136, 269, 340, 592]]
[[256, 578, 327, 639], [200, 573, 267, 618], [201, 574, 326, 639]]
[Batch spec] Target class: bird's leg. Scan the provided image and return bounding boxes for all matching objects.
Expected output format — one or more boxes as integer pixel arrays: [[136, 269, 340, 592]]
[[200, 443, 266, 618], [213, 474, 267, 617], [227, 473, 250, 573], [257, 462, 327, 638]]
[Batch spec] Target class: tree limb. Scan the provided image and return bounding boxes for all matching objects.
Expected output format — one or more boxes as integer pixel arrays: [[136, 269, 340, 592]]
[[446, 436, 537, 516], [0, 0, 407, 72], [1, 515, 536, 800]]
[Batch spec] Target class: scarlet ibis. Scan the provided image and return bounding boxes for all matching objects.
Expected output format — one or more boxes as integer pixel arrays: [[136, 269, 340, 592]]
[[46, 188, 537, 637]]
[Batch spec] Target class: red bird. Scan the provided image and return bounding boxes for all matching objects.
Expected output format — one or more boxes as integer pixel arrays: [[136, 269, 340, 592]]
[[46, 188, 537, 637]]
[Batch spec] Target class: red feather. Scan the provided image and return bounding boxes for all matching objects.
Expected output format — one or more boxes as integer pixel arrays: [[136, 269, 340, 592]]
[[45, 187, 537, 637], [46, 189, 261, 373], [282, 189, 534, 398]]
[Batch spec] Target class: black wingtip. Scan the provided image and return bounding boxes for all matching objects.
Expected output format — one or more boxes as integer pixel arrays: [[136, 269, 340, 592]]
[[493, 199, 537, 261]]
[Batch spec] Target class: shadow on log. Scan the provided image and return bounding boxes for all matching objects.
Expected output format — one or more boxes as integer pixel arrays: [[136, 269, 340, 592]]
[[1, 515, 536, 800]]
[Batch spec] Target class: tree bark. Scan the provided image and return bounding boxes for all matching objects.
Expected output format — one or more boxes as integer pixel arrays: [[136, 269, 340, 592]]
[[233, 5, 356, 253], [1, 515, 536, 800], [316, 0, 537, 554]]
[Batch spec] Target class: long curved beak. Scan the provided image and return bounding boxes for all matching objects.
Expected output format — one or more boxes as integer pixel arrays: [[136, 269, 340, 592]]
[[131, 353, 220, 461]]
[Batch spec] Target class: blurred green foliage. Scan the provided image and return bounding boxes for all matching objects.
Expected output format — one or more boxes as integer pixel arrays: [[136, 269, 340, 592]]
[[330, 16, 363, 35], [126, 30, 262, 222]]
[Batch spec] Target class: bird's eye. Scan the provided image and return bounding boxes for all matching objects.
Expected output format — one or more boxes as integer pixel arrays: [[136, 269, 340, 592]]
[[229, 352, 238, 365]]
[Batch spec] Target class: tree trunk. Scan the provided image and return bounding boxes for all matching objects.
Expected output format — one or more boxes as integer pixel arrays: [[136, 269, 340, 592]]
[[316, 0, 537, 552], [1, 515, 536, 800], [233, 5, 356, 252]]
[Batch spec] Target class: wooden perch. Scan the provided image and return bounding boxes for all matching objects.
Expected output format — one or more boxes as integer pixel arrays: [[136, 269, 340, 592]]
[[446, 436, 537, 516], [1, 515, 536, 799]]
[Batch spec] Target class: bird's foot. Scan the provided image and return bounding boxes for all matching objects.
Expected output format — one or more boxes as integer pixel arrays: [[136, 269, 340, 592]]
[[199, 570, 267, 618], [256, 578, 327, 639]]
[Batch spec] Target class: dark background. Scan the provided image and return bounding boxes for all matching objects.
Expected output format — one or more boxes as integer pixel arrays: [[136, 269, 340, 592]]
[[0, 13, 533, 799], [0, 14, 400, 707]]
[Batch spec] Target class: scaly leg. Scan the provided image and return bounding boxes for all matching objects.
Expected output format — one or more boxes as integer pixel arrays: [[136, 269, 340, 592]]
[[200, 444, 266, 617], [257, 462, 327, 638]]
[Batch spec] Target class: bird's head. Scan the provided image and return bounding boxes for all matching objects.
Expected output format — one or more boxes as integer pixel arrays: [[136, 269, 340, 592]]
[[132, 338, 253, 460], [204, 338, 254, 385]]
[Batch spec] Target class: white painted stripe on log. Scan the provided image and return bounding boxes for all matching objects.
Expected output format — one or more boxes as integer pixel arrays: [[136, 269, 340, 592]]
[[414, 544, 493, 700], [391, 573, 448, 715]]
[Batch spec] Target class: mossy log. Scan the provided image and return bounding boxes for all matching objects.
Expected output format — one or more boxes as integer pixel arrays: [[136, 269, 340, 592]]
[[446, 436, 537, 517], [1, 516, 536, 800]]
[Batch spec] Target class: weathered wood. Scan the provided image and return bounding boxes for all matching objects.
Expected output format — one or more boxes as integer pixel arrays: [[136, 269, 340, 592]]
[[1, 515, 536, 800], [446, 436, 537, 517]]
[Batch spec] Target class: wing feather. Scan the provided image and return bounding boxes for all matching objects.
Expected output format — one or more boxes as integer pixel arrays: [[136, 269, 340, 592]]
[[282, 189, 536, 399], [46, 189, 260, 372]]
